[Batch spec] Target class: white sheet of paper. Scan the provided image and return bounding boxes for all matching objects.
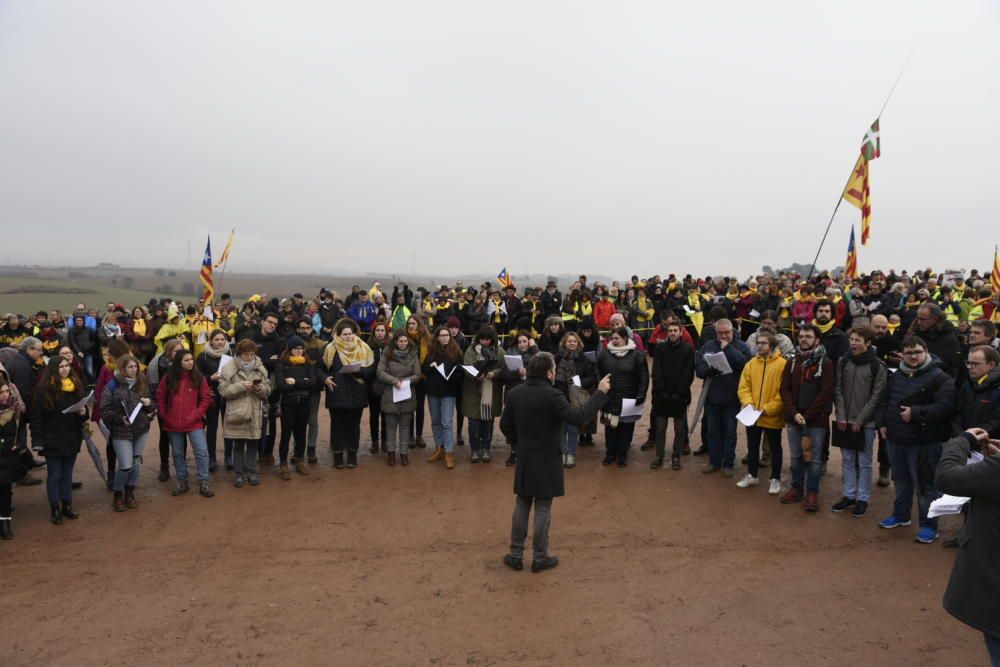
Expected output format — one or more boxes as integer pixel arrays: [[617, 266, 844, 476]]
[[127, 402, 144, 424], [736, 405, 763, 427], [218, 354, 233, 371], [888, 368, 897, 373], [203, 304, 215, 321], [462, 365, 479, 377], [584, 351, 597, 362], [504, 355, 524, 371], [392, 380, 412, 403], [682, 305, 694, 314], [340, 362, 362, 374], [749, 309, 761, 318], [620, 398, 643, 418], [436, 363, 455, 380], [62, 390, 94, 414], [197, 331, 207, 344], [928, 494, 969, 518], [572, 375, 582, 387], [703, 351, 733, 375]]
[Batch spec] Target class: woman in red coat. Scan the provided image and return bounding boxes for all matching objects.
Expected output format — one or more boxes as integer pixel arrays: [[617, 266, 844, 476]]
[[156, 349, 214, 498]]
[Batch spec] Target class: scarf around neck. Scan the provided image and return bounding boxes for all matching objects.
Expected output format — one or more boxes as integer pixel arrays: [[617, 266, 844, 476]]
[[812, 319, 836, 335], [608, 338, 637, 358], [132, 318, 147, 337], [324, 337, 374, 370], [61, 377, 76, 392], [555, 347, 581, 385]]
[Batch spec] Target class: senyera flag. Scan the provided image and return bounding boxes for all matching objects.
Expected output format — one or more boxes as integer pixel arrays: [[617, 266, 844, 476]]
[[843, 226, 858, 282], [992, 245, 1000, 294], [497, 267, 513, 289], [213, 228, 235, 269], [843, 120, 879, 246], [200, 237, 214, 303]]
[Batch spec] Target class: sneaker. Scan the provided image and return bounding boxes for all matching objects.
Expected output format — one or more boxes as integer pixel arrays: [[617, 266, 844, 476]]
[[804, 492, 819, 512], [780, 487, 803, 504], [831, 497, 856, 513], [768, 479, 781, 495], [171, 479, 190, 496], [562, 454, 568, 467], [851, 501, 868, 518], [879, 515, 911, 529], [915, 527, 939, 544], [531, 556, 559, 573], [199, 481, 215, 498], [736, 474, 758, 488], [702, 464, 719, 474], [671, 456, 681, 470], [721, 467, 735, 478], [471, 450, 481, 463], [248, 475, 261, 487], [565, 454, 576, 468], [503, 555, 523, 571], [481, 451, 491, 463], [234, 476, 246, 488], [650, 457, 664, 470]]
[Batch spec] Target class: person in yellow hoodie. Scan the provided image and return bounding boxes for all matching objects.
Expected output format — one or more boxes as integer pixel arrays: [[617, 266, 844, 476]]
[[736, 330, 787, 494], [153, 304, 191, 355]]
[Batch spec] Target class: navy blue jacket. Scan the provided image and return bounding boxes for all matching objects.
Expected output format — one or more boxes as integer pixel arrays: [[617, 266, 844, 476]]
[[694, 338, 752, 406], [876, 356, 955, 445]]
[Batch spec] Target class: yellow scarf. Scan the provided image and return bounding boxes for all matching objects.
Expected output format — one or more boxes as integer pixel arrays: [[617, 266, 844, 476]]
[[324, 337, 374, 369], [887, 322, 900, 334], [687, 294, 702, 311], [831, 295, 842, 304], [289, 356, 306, 365], [812, 319, 836, 335], [61, 377, 76, 392], [132, 318, 147, 337]]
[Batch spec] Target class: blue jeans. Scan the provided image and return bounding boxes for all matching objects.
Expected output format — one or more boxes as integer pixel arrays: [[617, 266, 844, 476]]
[[468, 418, 493, 452], [888, 440, 943, 529], [112, 432, 149, 491], [986, 632, 1000, 667], [840, 426, 875, 502], [562, 422, 580, 455], [168, 429, 210, 482], [787, 424, 826, 493], [427, 395, 456, 453], [45, 453, 77, 504], [705, 403, 738, 469]]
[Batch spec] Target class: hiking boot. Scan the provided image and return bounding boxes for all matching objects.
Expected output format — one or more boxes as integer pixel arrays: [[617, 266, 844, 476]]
[[831, 497, 856, 513], [650, 457, 664, 470], [851, 501, 868, 518], [428, 447, 445, 463], [505, 451, 516, 467], [124, 485, 138, 509], [113, 491, 126, 512], [780, 487, 803, 504], [400, 454, 409, 466], [280, 464, 291, 481], [199, 481, 215, 498], [531, 556, 559, 573], [671, 456, 681, 470], [157, 468, 170, 482], [736, 474, 758, 488], [503, 555, 523, 571], [387, 452, 396, 467], [295, 461, 309, 476], [481, 451, 491, 463], [307, 448, 318, 464], [804, 492, 819, 512], [172, 479, 190, 496], [702, 464, 719, 474], [445, 452, 455, 469]]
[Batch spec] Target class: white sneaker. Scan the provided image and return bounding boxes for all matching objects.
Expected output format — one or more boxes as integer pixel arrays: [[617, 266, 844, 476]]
[[562, 454, 568, 466], [565, 454, 575, 468], [736, 474, 758, 488], [768, 479, 781, 495]]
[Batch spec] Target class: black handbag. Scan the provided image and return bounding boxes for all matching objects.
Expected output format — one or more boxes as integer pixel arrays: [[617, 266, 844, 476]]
[[832, 426, 867, 451]]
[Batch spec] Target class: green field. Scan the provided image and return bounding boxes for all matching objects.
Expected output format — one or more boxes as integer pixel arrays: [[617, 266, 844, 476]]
[[0, 276, 183, 315]]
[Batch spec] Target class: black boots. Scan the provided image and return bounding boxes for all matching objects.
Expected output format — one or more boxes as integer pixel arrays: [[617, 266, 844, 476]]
[[0, 518, 11, 540], [61, 501, 79, 520], [333, 452, 345, 469], [113, 491, 126, 512], [50, 503, 62, 525], [124, 485, 138, 509], [307, 447, 318, 464], [346, 450, 358, 469]]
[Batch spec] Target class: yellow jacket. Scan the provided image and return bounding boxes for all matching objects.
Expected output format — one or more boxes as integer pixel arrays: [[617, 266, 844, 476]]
[[737, 351, 787, 430]]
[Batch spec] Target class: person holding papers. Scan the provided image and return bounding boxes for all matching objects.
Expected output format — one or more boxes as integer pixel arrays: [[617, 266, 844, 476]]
[[500, 332, 539, 466], [597, 327, 649, 467], [831, 326, 887, 517], [553, 332, 597, 469], [274, 336, 323, 479], [462, 326, 505, 463], [423, 326, 464, 470], [196, 329, 231, 472], [694, 319, 752, 477], [735, 330, 786, 492], [31, 355, 88, 525], [778, 324, 835, 512], [322, 319, 376, 469], [376, 332, 422, 467], [100, 354, 156, 512]]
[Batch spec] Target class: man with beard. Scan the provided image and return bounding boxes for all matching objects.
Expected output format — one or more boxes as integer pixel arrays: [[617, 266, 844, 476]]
[[813, 300, 849, 362], [295, 317, 326, 464], [649, 323, 695, 471]]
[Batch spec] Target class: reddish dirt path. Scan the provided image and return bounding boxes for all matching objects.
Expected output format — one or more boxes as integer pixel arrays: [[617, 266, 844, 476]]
[[0, 393, 985, 666]]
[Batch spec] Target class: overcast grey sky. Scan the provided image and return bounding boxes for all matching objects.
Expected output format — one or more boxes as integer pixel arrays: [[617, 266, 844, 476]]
[[1, 1, 997, 279]]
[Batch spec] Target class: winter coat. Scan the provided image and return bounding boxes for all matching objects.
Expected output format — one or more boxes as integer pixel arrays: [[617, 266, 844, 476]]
[[914, 321, 961, 376], [421, 353, 464, 398], [4, 351, 40, 412], [936, 432, 1000, 639], [737, 352, 787, 430], [596, 348, 649, 417], [0, 412, 28, 486], [461, 344, 505, 420], [218, 357, 271, 439], [69, 325, 98, 356], [834, 351, 888, 427], [499, 344, 539, 388], [376, 347, 422, 414], [500, 378, 608, 498], [819, 327, 849, 362], [951, 367, 1000, 437], [323, 354, 376, 412], [779, 352, 836, 426], [155, 372, 213, 433], [876, 356, 955, 445], [274, 358, 324, 404], [593, 300, 617, 330], [553, 351, 598, 401], [99, 374, 156, 440], [196, 350, 228, 403], [122, 318, 155, 359], [651, 339, 695, 418], [694, 339, 752, 406], [30, 390, 86, 457]]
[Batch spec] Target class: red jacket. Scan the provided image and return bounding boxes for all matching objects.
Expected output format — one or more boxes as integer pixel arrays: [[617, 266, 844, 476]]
[[155, 372, 212, 433], [647, 324, 695, 355], [593, 300, 617, 330]]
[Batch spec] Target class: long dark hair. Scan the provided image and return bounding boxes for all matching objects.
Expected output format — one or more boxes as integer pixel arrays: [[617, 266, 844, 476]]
[[165, 348, 203, 392], [115, 354, 149, 395], [428, 326, 462, 364], [39, 355, 85, 410]]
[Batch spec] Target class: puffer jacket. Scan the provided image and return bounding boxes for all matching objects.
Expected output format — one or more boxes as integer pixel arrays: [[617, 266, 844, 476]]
[[31, 390, 86, 457], [737, 352, 787, 430], [99, 372, 156, 440], [834, 351, 888, 427], [219, 356, 271, 439], [596, 347, 649, 416], [274, 358, 323, 404], [155, 372, 213, 433], [324, 354, 376, 411], [876, 355, 955, 445], [376, 346, 422, 414]]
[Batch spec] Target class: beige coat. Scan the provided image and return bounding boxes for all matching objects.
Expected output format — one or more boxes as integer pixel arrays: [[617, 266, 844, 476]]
[[219, 357, 271, 439]]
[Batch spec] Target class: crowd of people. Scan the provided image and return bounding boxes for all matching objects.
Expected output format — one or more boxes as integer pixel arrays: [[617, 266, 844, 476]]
[[0, 267, 997, 542]]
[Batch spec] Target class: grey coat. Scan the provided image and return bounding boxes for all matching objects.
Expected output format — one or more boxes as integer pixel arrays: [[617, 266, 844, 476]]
[[376, 347, 421, 414], [834, 353, 887, 426]]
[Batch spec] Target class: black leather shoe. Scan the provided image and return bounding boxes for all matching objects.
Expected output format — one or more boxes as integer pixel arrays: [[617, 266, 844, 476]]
[[61, 501, 79, 520], [0, 518, 12, 540], [505, 452, 516, 467], [692, 445, 708, 456], [503, 555, 523, 571], [307, 448, 318, 464], [346, 451, 358, 469], [157, 468, 170, 482], [50, 503, 62, 525], [531, 556, 559, 573]]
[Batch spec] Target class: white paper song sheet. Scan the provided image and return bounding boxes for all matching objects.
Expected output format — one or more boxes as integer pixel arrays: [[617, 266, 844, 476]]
[[503, 355, 523, 371], [572, 375, 582, 387], [736, 405, 762, 427], [128, 402, 144, 424], [462, 365, 479, 377], [928, 452, 983, 517], [340, 362, 362, 374], [392, 380, 412, 403], [218, 354, 233, 371], [703, 351, 733, 375], [62, 391, 94, 414], [620, 398, 643, 418], [435, 363, 455, 380]]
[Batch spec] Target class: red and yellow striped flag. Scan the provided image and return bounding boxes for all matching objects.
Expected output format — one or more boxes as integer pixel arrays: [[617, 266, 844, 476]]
[[213, 229, 235, 269], [991, 245, 1000, 294], [842, 120, 879, 246], [199, 237, 214, 303], [843, 226, 858, 282]]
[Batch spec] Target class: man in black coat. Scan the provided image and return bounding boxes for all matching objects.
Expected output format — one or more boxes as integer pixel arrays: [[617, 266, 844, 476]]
[[499, 352, 610, 573], [935, 427, 1000, 664], [913, 303, 960, 376], [253, 313, 286, 466], [650, 323, 694, 470]]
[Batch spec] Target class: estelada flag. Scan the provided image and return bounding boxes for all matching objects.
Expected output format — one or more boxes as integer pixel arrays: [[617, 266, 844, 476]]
[[844, 226, 858, 282], [200, 237, 214, 303], [497, 267, 513, 289]]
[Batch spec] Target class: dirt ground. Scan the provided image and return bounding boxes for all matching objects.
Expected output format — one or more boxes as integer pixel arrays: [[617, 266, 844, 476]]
[[0, 391, 987, 666]]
